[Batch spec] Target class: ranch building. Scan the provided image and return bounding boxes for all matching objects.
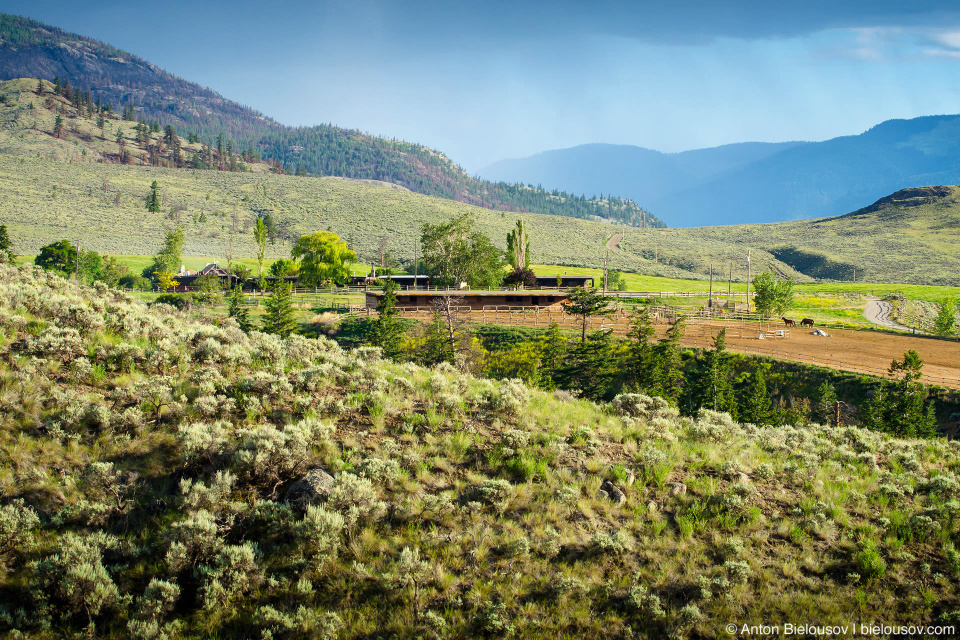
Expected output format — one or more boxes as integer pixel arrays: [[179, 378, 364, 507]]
[[364, 289, 571, 312]]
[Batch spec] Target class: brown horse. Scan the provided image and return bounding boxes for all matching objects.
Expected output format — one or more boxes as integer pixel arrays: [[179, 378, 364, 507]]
[[781, 317, 795, 327], [800, 318, 815, 327]]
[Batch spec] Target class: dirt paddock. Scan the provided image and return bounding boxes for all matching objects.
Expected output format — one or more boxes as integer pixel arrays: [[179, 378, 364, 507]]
[[397, 308, 960, 389]]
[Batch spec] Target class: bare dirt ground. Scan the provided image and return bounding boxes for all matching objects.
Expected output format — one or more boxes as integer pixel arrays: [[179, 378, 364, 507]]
[[606, 233, 626, 253], [434, 309, 960, 388]]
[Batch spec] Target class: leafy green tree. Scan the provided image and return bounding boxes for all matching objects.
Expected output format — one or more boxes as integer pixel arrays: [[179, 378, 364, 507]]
[[506, 219, 530, 270], [752, 271, 794, 315], [254, 217, 268, 288], [934, 299, 956, 337], [605, 269, 627, 292], [291, 231, 356, 287], [146, 181, 161, 213], [99, 256, 129, 288], [77, 250, 104, 285], [0, 224, 16, 263], [563, 286, 612, 343], [684, 328, 735, 414], [370, 279, 404, 360], [144, 226, 185, 279], [268, 258, 297, 278], [35, 240, 77, 275], [262, 280, 297, 337], [228, 285, 252, 332], [421, 214, 504, 288]]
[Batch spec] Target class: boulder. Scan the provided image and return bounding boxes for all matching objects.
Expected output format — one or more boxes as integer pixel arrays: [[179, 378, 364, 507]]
[[599, 480, 626, 505], [286, 468, 335, 510], [668, 482, 687, 496]]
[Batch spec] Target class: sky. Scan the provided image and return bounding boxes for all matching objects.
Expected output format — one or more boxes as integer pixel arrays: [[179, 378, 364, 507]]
[[6, 1, 960, 172]]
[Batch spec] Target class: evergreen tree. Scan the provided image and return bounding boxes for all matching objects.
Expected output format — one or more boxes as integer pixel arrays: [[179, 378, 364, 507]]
[[624, 306, 657, 392], [739, 365, 773, 425], [422, 311, 455, 365], [0, 224, 15, 263], [146, 181, 161, 213], [96, 112, 105, 132], [934, 299, 956, 337], [814, 380, 839, 426], [537, 322, 568, 390], [53, 77, 61, 95], [556, 330, 617, 401], [563, 286, 612, 343], [370, 279, 404, 360], [886, 351, 937, 438], [53, 114, 63, 139], [227, 285, 252, 332], [36, 76, 42, 96], [653, 316, 686, 403], [262, 280, 297, 338], [685, 328, 734, 414]]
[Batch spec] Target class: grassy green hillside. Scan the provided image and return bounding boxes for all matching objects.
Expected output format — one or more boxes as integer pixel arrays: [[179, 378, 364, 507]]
[[0, 79, 806, 280], [673, 186, 960, 286], [2, 263, 960, 638]]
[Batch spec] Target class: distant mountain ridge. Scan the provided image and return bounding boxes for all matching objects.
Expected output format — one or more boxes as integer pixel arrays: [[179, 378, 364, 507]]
[[480, 116, 960, 227], [0, 13, 662, 228]]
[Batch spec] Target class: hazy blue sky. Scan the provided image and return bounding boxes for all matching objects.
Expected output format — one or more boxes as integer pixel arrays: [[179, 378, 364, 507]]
[[6, 1, 960, 171]]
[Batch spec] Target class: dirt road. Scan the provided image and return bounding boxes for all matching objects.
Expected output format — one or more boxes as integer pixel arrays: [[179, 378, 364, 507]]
[[863, 298, 915, 332], [606, 233, 626, 253]]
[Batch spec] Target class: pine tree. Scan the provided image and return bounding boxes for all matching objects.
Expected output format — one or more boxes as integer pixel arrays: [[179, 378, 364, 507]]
[[96, 113, 105, 132], [563, 286, 612, 343], [538, 322, 568, 390], [814, 380, 838, 426], [556, 330, 617, 401], [53, 114, 64, 139], [146, 181, 161, 213], [370, 279, 404, 360], [262, 280, 297, 337], [625, 307, 657, 392], [423, 311, 455, 365], [0, 224, 16, 263], [739, 366, 773, 425], [685, 328, 734, 414], [36, 77, 43, 96], [227, 285, 252, 332], [653, 316, 686, 402]]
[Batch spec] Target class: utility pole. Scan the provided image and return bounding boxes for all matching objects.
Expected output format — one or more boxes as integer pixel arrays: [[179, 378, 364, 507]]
[[603, 248, 609, 295], [708, 263, 713, 309], [728, 262, 732, 302], [746, 250, 751, 313]]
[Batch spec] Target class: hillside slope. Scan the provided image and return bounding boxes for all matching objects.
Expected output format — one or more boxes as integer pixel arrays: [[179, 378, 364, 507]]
[[481, 116, 960, 227], [1, 264, 959, 638], [0, 14, 661, 228], [676, 186, 960, 285], [0, 78, 800, 280]]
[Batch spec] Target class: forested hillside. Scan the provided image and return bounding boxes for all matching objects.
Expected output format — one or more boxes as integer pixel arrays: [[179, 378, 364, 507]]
[[0, 13, 662, 228]]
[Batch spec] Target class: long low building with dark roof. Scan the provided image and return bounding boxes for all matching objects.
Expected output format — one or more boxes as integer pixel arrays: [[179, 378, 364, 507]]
[[364, 289, 570, 311]]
